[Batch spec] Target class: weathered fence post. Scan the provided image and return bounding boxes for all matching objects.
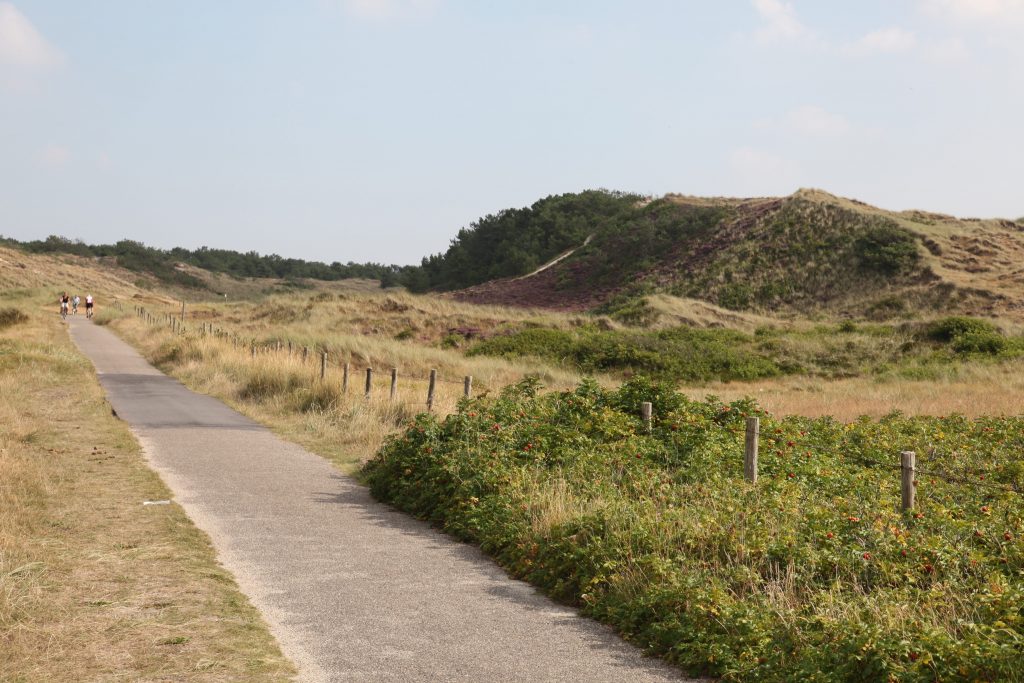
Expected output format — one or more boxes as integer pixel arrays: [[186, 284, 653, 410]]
[[180, 301, 186, 322], [342, 362, 350, 394], [427, 369, 437, 411], [744, 417, 759, 483], [390, 368, 398, 401], [320, 351, 327, 382], [302, 346, 308, 363], [464, 375, 473, 399], [288, 340, 293, 356], [365, 368, 373, 399], [901, 451, 916, 512], [641, 401, 653, 434]]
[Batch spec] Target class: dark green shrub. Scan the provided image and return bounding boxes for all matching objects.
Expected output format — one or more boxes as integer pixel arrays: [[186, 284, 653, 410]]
[[853, 224, 920, 275], [440, 333, 462, 349], [394, 328, 415, 341], [469, 326, 782, 383], [468, 328, 577, 361], [952, 330, 1007, 355], [0, 307, 29, 329], [926, 316, 998, 342]]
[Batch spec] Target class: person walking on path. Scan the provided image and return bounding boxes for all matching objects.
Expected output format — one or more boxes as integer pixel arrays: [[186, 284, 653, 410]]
[[85, 294, 94, 319], [59, 292, 70, 320]]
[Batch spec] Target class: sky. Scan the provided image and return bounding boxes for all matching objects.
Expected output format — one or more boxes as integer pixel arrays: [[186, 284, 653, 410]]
[[1, 1, 1022, 265]]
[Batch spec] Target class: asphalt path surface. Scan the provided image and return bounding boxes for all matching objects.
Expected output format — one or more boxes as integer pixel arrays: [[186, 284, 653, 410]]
[[68, 318, 693, 683]]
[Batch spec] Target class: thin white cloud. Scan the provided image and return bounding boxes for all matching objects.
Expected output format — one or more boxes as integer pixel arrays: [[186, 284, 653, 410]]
[[844, 27, 917, 56], [924, 36, 970, 63], [786, 105, 850, 137], [751, 0, 811, 43], [37, 143, 70, 168], [342, 0, 438, 20], [0, 2, 61, 68], [921, 0, 1024, 25]]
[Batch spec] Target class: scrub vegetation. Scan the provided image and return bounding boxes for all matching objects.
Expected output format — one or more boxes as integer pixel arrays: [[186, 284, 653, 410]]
[[365, 378, 1024, 681], [468, 316, 1024, 384]]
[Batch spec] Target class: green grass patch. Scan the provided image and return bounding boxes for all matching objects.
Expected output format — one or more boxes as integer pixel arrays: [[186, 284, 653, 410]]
[[364, 377, 1024, 681], [470, 321, 1024, 384]]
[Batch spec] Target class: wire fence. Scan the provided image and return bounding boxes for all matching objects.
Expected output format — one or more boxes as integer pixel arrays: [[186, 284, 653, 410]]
[[119, 300, 489, 411]]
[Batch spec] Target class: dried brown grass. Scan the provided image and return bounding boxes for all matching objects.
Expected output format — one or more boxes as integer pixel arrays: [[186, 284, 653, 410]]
[[0, 307, 294, 682], [688, 360, 1024, 420]]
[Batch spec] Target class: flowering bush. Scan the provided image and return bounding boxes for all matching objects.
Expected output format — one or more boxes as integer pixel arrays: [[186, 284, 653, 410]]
[[363, 378, 1024, 681]]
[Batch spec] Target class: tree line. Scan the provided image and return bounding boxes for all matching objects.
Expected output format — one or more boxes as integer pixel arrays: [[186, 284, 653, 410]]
[[0, 189, 643, 291]]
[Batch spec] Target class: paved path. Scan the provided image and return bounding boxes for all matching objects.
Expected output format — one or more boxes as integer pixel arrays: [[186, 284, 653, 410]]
[[68, 319, 691, 683]]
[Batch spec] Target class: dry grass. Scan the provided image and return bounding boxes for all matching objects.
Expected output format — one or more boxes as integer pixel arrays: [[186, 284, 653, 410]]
[[0, 247, 144, 304], [688, 360, 1024, 420], [105, 299, 593, 473], [102, 287, 1024, 475], [644, 293, 781, 332], [0, 306, 294, 682]]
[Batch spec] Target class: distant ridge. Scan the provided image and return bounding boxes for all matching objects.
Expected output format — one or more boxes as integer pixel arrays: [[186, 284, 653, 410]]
[[444, 189, 1024, 321]]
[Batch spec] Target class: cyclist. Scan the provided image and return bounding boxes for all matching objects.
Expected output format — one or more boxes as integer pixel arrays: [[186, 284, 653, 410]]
[[59, 292, 70, 320], [72, 294, 80, 315], [85, 294, 94, 319]]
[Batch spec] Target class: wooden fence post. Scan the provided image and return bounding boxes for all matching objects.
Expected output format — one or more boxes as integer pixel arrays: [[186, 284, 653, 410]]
[[641, 401, 652, 434], [302, 346, 308, 363], [320, 351, 327, 382], [180, 301, 185, 322], [464, 375, 473, 399], [901, 451, 916, 512], [427, 369, 437, 411], [342, 363, 349, 394], [365, 368, 373, 399], [390, 368, 398, 401], [744, 417, 759, 483]]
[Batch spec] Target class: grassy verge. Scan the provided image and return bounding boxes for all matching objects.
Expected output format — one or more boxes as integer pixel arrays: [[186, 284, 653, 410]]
[[363, 377, 1024, 681], [0, 307, 294, 681]]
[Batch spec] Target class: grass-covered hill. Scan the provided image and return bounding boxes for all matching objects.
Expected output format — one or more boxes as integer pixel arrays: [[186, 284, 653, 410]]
[[7, 187, 1023, 322], [0, 235, 398, 292], [446, 189, 1024, 322]]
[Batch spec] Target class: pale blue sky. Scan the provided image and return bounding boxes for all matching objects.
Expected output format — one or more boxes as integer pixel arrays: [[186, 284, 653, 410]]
[[1, 1, 1021, 264]]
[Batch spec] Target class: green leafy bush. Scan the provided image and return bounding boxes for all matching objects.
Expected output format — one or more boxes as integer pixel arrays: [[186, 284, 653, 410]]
[[926, 316, 999, 343], [853, 224, 921, 275], [952, 330, 1007, 355], [364, 379, 1024, 681]]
